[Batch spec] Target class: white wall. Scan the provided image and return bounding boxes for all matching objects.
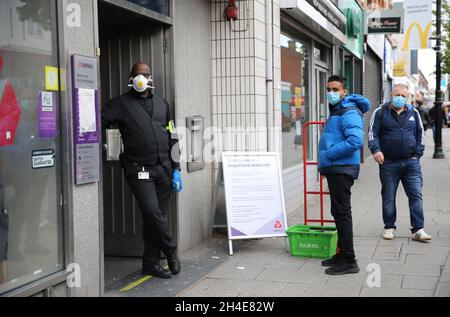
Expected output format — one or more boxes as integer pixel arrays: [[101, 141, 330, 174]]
[[173, 0, 214, 253]]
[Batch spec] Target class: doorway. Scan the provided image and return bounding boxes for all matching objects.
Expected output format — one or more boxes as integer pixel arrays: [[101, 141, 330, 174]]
[[307, 67, 329, 163], [98, 0, 175, 288]]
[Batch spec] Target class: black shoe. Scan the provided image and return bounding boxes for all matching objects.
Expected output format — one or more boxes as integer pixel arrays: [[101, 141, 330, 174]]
[[325, 260, 360, 275], [142, 264, 172, 279], [321, 254, 341, 267], [167, 252, 181, 275]]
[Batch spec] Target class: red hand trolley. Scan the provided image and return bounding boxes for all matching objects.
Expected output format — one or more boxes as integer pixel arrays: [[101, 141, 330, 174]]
[[302, 121, 334, 226]]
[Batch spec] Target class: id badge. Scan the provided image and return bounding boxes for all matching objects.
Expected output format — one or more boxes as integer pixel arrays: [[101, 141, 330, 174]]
[[138, 167, 150, 180]]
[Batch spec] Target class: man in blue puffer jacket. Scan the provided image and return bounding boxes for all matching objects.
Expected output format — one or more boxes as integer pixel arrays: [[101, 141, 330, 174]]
[[318, 75, 371, 275]]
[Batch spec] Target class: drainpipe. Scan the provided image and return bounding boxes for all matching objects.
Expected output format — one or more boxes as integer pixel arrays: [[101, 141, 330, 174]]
[[266, 0, 274, 152]]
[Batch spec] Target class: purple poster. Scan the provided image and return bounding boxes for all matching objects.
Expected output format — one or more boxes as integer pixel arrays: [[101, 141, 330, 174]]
[[71, 54, 100, 185], [39, 91, 57, 138]]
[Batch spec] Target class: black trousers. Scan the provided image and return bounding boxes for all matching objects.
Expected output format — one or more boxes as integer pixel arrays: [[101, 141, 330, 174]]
[[125, 160, 177, 267], [325, 174, 356, 262]]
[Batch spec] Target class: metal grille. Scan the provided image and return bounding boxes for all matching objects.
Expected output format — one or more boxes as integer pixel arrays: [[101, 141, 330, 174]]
[[211, 0, 260, 152], [363, 47, 382, 158]]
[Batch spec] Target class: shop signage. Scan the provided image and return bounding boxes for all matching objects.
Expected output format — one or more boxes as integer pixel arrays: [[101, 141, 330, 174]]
[[339, 0, 363, 60], [402, 0, 432, 50], [305, 0, 346, 34], [368, 17, 402, 33], [72, 55, 100, 185], [364, 9, 404, 35], [222, 152, 288, 255]]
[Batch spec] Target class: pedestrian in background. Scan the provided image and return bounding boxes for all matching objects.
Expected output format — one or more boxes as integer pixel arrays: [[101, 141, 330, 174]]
[[368, 84, 432, 242], [429, 103, 448, 143]]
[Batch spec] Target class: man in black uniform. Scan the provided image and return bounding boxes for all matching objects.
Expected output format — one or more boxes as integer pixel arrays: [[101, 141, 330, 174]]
[[102, 62, 182, 279]]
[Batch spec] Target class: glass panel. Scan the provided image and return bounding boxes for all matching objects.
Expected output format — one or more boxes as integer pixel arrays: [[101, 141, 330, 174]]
[[280, 33, 310, 169], [339, 48, 344, 77], [0, 0, 63, 294], [345, 55, 353, 93], [314, 42, 329, 65], [127, 0, 170, 16]]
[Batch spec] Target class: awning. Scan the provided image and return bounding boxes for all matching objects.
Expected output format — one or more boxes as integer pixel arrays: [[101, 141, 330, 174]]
[[281, 0, 347, 44]]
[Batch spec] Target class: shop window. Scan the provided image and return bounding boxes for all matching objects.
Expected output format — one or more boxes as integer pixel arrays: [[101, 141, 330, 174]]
[[314, 42, 329, 65], [280, 33, 310, 169], [27, 21, 43, 38], [127, 0, 170, 16], [0, 0, 64, 295]]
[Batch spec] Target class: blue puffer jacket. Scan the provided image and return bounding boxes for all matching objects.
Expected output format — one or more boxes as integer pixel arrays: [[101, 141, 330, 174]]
[[318, 94, 371, 179]]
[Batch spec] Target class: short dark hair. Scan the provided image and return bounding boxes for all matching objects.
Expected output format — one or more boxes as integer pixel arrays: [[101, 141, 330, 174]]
[[130, 62, 151, 77], [328, 75, 347, 88]]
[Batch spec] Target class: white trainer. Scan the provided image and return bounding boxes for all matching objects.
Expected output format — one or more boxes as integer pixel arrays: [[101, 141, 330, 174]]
[[382, 228, 396, 240], [412, 229, 432, 242]]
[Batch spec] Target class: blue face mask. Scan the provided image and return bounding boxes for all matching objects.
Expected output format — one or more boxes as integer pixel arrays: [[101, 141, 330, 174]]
[[327, 92, 341, 106], [392, 96, 407, 109]]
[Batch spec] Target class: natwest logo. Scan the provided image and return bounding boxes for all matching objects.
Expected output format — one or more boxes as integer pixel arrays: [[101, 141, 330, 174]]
[[274, 220, 283, 230], [78, 62, 94, 70]]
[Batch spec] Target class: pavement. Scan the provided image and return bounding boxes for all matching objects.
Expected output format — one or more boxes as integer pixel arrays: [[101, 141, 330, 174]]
[[176, 128, 450, 297]]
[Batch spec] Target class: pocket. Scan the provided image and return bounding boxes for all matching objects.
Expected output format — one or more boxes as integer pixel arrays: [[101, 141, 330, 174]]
[[125, 162, 142, 178]]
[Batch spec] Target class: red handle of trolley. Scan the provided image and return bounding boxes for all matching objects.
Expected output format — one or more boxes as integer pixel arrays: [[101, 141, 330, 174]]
[[302, 121, 334, 226]]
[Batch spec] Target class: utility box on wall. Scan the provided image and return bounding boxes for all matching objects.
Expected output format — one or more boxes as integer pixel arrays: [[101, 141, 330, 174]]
[[186, 115, 205, 173]]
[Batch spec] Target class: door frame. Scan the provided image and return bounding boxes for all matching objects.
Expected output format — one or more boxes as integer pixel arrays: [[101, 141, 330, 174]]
[[95, 0, 176, 294], [308, 66, 329, 164]]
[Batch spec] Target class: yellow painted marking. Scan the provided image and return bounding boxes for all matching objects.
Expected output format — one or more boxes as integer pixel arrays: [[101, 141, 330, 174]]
[[119, 265, 169, 292]]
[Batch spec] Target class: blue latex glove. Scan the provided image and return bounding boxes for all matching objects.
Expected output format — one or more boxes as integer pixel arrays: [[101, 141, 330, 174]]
[[172, 170, 183, 193]]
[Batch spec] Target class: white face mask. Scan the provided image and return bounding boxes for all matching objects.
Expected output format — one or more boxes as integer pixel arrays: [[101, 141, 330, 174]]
[[128, 74, 154, 93]]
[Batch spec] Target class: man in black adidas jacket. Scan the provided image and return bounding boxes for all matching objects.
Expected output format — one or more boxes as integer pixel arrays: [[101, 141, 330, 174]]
[[102, 62, 182, 279], [368, 84, 431, 243]]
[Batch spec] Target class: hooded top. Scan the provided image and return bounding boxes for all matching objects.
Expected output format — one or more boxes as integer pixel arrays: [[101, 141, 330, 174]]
[[318, 94, 371, 179]]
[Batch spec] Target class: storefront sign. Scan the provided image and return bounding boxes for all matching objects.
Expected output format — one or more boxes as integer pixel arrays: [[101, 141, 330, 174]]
[[393, 59, 406, 77], [32, 149, 55, 169], [402, 0, 432, 50], [304, 0, 346, 34], [368, 17, 402, 33], [72, 55, 98, 90], [39, 91, 57, 138], [339, 0, 364, 60], [364, 9, 404, 35], [222, 152, 288, 241], [280, 0, 347, 43], [72, 55, 100, 185]]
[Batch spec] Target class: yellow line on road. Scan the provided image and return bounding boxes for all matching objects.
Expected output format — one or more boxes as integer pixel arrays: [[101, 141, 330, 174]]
[[119, 265, 169, 292]]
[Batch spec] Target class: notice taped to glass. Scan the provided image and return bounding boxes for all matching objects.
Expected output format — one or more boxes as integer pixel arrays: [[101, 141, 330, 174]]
[[222, 152, 288, 240], [32, 149, 55, 169]]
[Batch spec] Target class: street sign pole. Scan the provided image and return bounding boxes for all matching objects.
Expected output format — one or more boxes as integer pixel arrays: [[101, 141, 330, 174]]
[[434, 0, 445, 159]]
